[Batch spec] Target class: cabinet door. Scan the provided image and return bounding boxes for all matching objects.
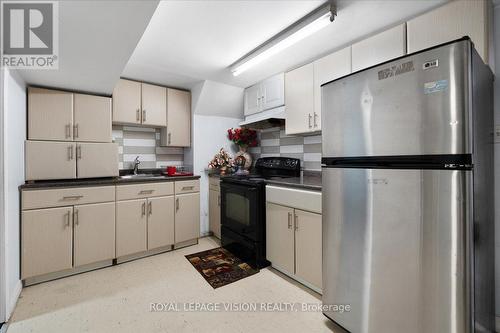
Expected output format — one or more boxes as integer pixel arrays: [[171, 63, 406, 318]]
[[266, 203, 294, 274], [294, 209, 322, 290], [77, 143, 118, 178], [22, 207, 73, 279], [244, 84, 261, 116], [112, 79, 142, 125], [25, 141, 76, 181], [116, 199, 147, 257], [261, 73, 285, 111], [74, 202, 115, 267], [141, 83, 167, 127], [74, 93, 112, 143], [175, 193, 200, 243], [209, 189, 221, 239], [352, 24, 406, 72], [28, 87, 73, 141], [407, 0, 488, 63], [161, 88, 191, 147], [285, 63, 314, 135], [313, 46, 352, 131], [147, 196, 175, 250]]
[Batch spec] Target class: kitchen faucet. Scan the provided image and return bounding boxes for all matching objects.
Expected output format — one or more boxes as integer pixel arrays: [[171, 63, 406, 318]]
[[133, 156, 140, 175]]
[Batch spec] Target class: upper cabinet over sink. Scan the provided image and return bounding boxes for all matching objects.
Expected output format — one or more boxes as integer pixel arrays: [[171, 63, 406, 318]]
[[112, 79, 167, 127]]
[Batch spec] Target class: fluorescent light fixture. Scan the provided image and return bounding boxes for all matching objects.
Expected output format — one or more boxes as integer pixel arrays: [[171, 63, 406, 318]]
[[230, 2, 336, 76]]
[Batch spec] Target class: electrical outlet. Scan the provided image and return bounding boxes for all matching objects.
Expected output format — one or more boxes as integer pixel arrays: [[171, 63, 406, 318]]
[[496, 125, 500, 143]]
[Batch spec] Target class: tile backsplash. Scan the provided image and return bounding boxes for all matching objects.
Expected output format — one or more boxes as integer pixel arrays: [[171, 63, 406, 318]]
[[112, 125, 184, 170], [249, 126, 322, 171]]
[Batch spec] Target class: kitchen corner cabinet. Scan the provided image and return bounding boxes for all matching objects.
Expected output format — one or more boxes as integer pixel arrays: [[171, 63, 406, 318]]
[[112, 79, 167, 127], [351, 23, 406, 72], [313, 46, 352, 131], [160, 88, 191, 147], [407, 0, 489, 64], [244, 73, 285, 116], [285, 63, 315, 135]]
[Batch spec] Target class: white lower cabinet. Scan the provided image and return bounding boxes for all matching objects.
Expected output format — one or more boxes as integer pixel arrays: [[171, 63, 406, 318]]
[[73, 202, 115, 267], [209, 188, 221, 239], [266, 201, 322, 292], [22, 207, 74, 279], [175, 192, 200, 243], [147, 196, 175, 250], [116, 199, 148, 257]]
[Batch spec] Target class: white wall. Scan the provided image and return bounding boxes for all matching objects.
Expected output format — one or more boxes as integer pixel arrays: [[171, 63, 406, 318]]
[[2, 69, 26, 321]]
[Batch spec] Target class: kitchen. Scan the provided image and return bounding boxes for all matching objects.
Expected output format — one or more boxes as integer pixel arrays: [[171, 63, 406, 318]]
[[0, 0, 499, 332]]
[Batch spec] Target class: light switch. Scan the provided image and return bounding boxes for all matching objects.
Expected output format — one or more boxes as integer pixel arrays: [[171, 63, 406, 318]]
[[495, 125, 500, 143]]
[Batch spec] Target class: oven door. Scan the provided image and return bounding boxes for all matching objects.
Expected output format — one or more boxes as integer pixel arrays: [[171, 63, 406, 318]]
[[220, 181, 260, 241]]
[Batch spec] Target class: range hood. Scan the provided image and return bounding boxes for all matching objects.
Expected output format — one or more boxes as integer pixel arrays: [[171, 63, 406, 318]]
[[239, 106, 285, 129]]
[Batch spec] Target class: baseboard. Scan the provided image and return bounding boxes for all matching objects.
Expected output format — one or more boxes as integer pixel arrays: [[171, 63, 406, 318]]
[[6, 280, 21, 320]]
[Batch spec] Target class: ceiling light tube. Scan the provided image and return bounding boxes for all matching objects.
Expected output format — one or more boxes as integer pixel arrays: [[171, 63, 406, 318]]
[[230, 1, 336, 76]]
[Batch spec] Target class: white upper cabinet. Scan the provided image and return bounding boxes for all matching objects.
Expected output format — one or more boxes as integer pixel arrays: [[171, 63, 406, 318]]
[[160, 88, 191, 147], [141, 83, 167, 127], [313, 46, 352, 131], [73, 93, 112, 143], [28, 88, 74, 141], [352, 23, 407, 72], [285, 63, 315, 135], [243, 84, 261, 116], [112, 79, 142, 125], [243, 73, 284, 116], [407, 0, 489, 64]]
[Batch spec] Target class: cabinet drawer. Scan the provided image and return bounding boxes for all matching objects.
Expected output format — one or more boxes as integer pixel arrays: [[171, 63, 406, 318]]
[[22, 186, 115, 210], [116, 182, 174, 200], [266, 185, 321, 214], [175, 180, 200, 194]]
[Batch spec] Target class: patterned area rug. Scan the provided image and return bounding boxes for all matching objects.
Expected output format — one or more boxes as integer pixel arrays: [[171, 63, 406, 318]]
[[186, 247, 259, 289]]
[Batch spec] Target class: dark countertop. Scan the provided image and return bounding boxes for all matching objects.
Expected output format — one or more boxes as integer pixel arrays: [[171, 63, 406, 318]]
[[20, 174, 201, 190], [210, 171, 322, 191]]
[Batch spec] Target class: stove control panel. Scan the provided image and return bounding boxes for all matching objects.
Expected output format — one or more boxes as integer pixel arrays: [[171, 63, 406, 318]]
[[255, 157, 301, 172]]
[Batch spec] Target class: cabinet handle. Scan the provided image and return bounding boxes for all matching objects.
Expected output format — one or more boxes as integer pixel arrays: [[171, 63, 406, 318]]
[[141, 202, 146, 216], [294, 214, 298, 231], [142, 110, 146, 122], [76, 145, 82, 159], [148, 201, 152, 215], [68, 145, 73, 160], [74, 209, 79, 225], [65, 210, 71, 227], [74, 124, 79, 138], [176, 198, 179, 211], [65, 124, 71, 138], [313, 112, 318, 128], [136, 109, 140, 122], [62, 195, 83, 200], [287, 212, 292, 229], [139, 189, 154, 195], [308, 114, 312, 129], [181, 186, 194, 191], [168, 133, 171, 145]]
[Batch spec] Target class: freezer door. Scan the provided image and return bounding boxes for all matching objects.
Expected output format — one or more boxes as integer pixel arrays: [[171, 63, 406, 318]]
[[322, 40, 471, 158], [322, 168, 471, 333]]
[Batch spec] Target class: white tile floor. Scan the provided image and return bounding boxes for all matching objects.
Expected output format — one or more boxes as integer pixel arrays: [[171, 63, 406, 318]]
[[7, 237, 343, 333]]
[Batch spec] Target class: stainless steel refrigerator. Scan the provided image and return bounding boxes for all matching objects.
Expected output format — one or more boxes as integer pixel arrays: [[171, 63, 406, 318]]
[[321, 38, 494, 333]]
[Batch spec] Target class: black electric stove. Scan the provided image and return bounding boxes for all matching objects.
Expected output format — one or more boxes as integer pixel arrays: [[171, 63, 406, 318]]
[[220, 157, 300, 268]]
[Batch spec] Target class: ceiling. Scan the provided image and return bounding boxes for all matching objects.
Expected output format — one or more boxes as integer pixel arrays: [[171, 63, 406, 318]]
[[18, 0, 159, 95], [123, 0, 448, 89]]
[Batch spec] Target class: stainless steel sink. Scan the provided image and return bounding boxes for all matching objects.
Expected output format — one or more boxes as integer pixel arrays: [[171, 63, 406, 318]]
[[119, 174, 165, 179]]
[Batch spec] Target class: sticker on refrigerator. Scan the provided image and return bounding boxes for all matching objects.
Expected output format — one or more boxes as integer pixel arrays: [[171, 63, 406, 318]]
[[424, 79, 448, 94]]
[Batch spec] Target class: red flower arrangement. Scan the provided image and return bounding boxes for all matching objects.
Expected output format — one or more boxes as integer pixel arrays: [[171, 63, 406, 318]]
[[227, 128, 258, 147]]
